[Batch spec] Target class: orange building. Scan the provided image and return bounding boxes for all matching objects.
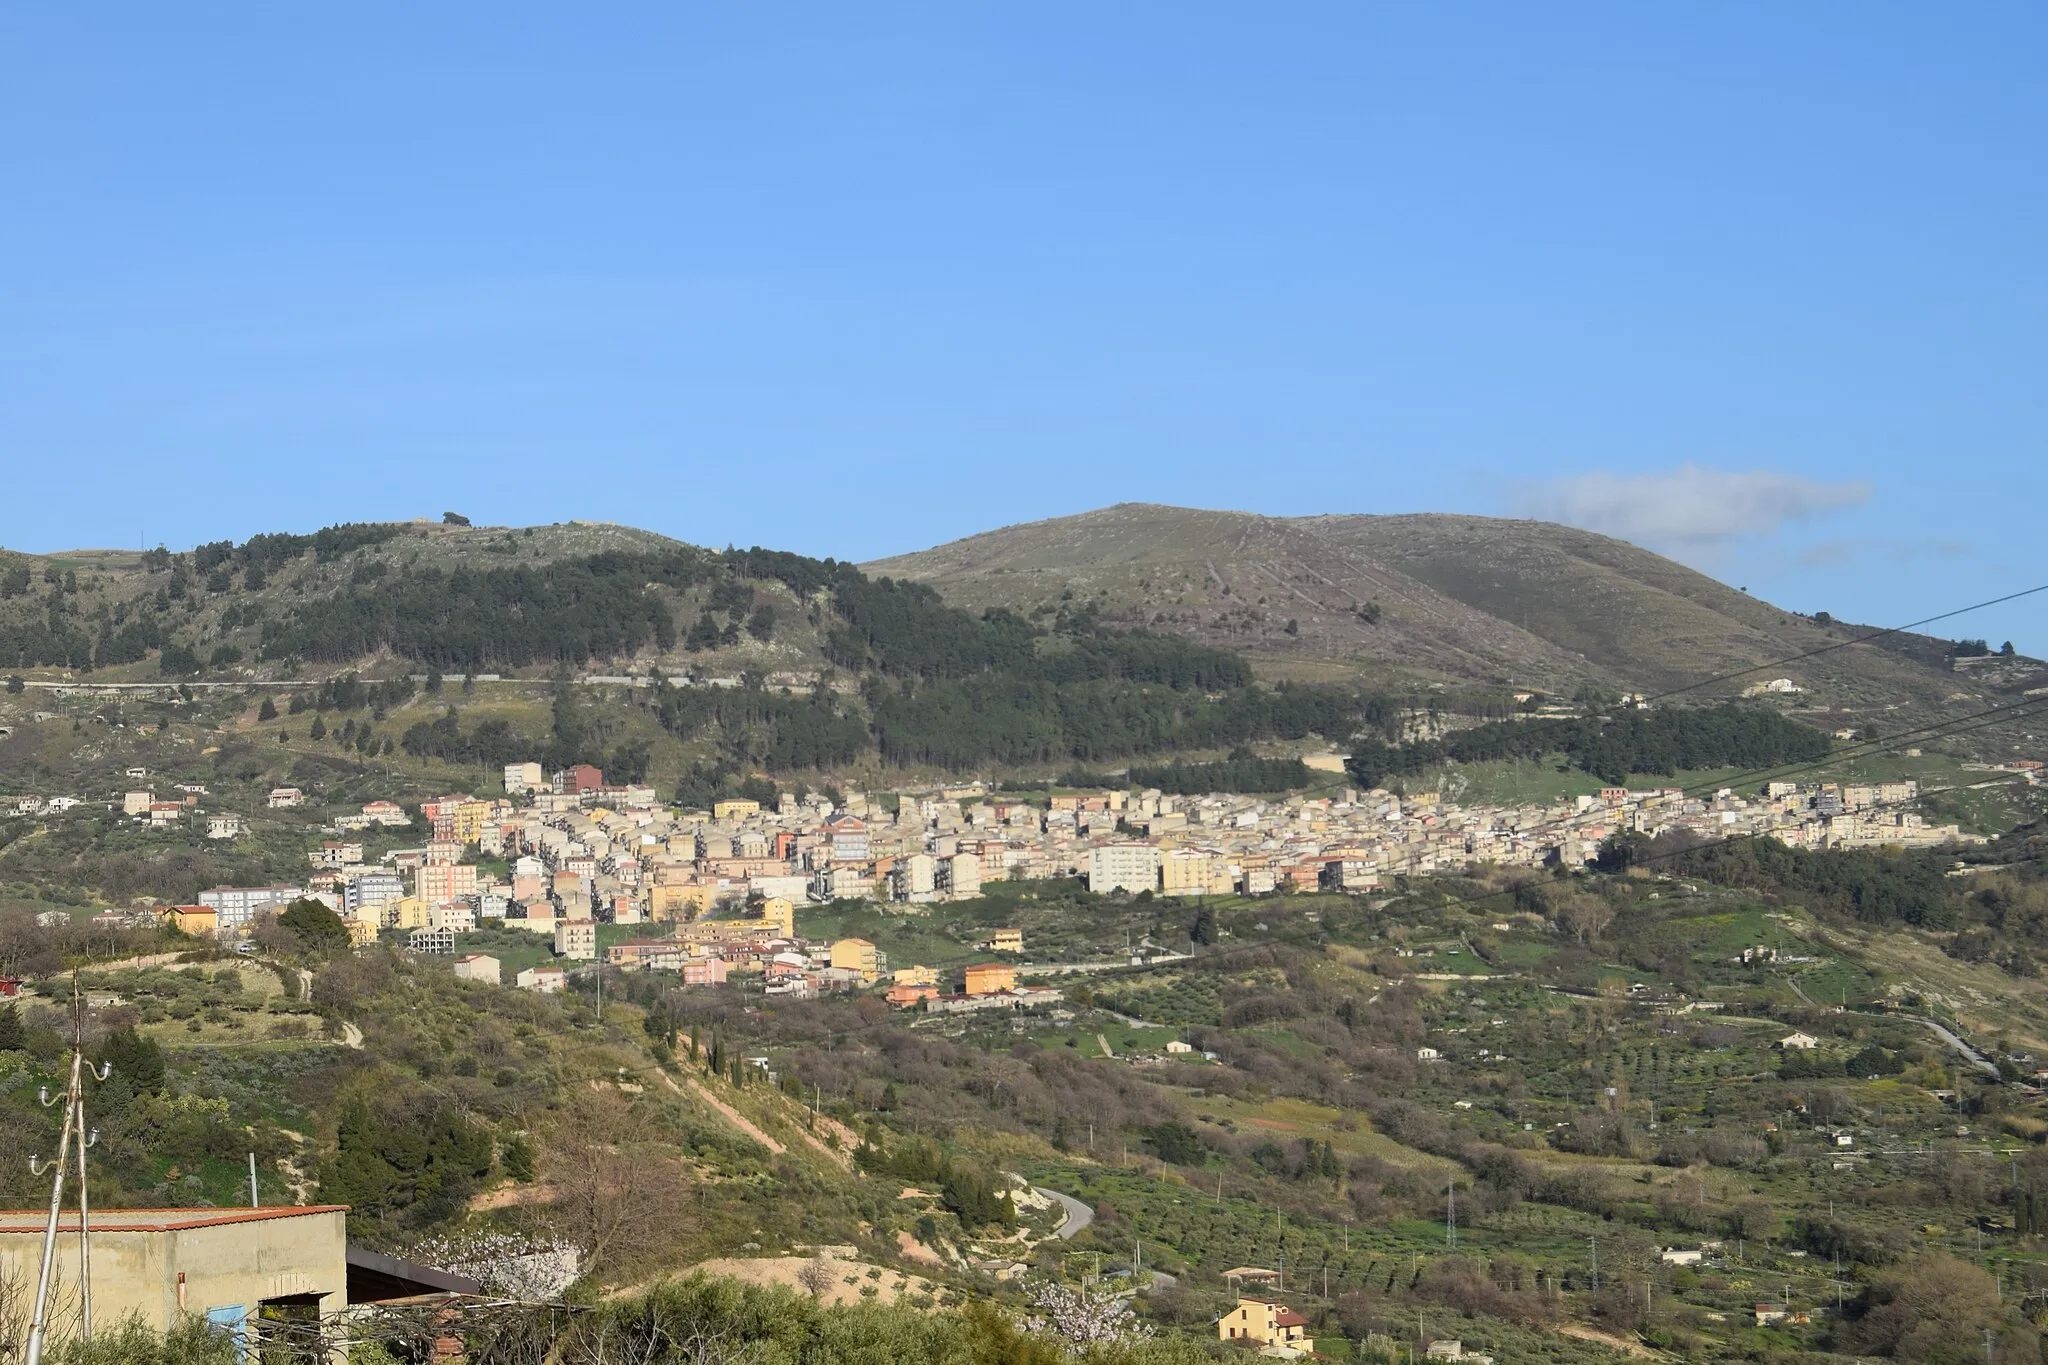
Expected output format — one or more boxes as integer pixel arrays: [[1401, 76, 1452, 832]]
[[961, 963, 1017, 996]]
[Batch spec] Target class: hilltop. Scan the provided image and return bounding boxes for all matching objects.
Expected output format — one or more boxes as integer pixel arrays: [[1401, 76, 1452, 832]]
[[867, 502, 2046, 738]]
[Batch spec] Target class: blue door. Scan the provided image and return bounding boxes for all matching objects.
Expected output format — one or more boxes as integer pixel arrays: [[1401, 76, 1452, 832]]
[[205, 1305, 249, 1361]]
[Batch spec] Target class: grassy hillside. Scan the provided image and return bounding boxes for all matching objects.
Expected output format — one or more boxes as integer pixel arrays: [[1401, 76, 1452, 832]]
[[868, 503, 2048, 758]]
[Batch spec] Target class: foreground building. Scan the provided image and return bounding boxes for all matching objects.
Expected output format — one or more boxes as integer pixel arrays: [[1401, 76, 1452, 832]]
[[0, 1206, 349, 1341]]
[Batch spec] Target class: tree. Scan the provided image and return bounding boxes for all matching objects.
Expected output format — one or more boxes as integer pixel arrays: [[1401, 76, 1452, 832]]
[[1846, 1256, 2035, 1363], [308, 715, 327, 741], [0, 1003, 23, 1050], [2003, 640, 2017, 657], [796, 1253, 834, 1298], [257, 696, 278, 721], [278, 898, 352, 956], [98, 1024, 166, 1093], [442, 512, 471, 526], [3, 676, 21, 694]]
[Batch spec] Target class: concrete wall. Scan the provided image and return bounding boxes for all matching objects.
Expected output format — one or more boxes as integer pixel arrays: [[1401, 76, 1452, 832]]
[[0, 1209, 346, 1338]]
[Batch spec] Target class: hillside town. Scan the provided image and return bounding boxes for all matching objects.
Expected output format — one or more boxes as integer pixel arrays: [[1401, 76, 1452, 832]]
[[56, 753, 1997, 1006]]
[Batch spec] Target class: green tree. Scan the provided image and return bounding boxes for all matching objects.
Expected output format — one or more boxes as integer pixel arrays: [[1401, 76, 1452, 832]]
[[257, 696, 278, 721], [98, 1025, 167, 1094], [278, 898, 352, 956], [0, 1003, 24, 1051]]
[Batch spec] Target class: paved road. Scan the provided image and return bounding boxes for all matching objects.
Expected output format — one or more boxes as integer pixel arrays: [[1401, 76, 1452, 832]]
[[1915, 1018, 2001, 1078], [1035, 1187, 1095, 1239]]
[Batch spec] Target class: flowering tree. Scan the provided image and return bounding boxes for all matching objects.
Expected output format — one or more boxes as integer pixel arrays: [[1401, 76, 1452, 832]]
[[408, 1229, 584, 1302], [1019, 1277, 1153, 1349]]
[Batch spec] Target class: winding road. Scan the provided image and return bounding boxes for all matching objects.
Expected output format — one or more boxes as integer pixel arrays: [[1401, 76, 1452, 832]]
[[1034, 1187, 1095, 1239]]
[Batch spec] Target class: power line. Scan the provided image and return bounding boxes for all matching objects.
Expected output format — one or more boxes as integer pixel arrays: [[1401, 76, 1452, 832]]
[[1633, 581, 2048, 708]]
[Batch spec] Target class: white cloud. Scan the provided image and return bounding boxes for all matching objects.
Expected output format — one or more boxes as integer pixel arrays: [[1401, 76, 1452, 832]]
[[1509, 464, 1871, 547]]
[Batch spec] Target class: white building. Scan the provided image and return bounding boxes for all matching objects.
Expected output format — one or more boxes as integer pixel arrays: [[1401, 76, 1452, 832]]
[[1088, 843, 1160, 895], [517, 965, 566, 994], [453, 954, 501, 985]]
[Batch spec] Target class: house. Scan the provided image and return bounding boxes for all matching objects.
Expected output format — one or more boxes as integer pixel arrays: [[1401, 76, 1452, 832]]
[[160, 905, 217, 937], [1417, 1045, 1441, 1061], [1753, 1303, 1788, 1326], [517, 965, 567, 994], [122, 790, 154, 817], [1660, 1247, 1704, 1266], [985, 928, 1024, 954], [712, 798, 762, 822], [1217, 1297, 1312, 1353], [267, 787, 304, 809], [503, 762, 544, 795], [0, 1206, 348, 1343], [1779, 1032, 1820, 1051], [361, 800, 411, 827], [886, 982, 938, 1009], [206, 813, 246, 841], [453, 954, 501, 985], [1165, 1040, 1194, 1055], [962, 963, 1017, 996]]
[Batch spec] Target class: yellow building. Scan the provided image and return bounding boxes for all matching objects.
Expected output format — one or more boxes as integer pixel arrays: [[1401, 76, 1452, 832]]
[[829, 937, 885, 984], [453, 799, 492, 844], [962, 963, 1017, 996], [713, 798, 762, 821], [759, 896, 795, 935], [893, 964, 939, 988], [651, 882, 720, 920], [986, 928, 1024, 954], [389, 896, 431, 930], [1218, 1297, 1312, 1351], [1161, 848, 1215, 896], [160, 905, 217, 937]]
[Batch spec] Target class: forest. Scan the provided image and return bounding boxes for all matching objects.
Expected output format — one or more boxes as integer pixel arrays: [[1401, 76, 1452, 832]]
[[1344, 702, 1833, 788]]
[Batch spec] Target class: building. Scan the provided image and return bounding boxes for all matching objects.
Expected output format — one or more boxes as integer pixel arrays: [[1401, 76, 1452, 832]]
[[453, 954, 501, 985], [1779, 1032, 1820, 1051], [199, 885, 303, 933], [407, 926, 455, 955], [712, 798, 762, 821], [985, 928, 1024, 954], [344, 872, 406, 918], [1088, 843, 1160, 895], [361, 800, 411, 827], [554, 764, 605, 796], [416, 861, 479, 905], [0, 1205, 348, 1344], [824, 813, 869, 863], [503, 761, 544, 795], [160, 905, 217, 937], [682, 956, 729, 987], [555, 918, 598, 960], [962, 963, 1017, 996], [205, 814, 246, 840], [828, 937, 886, 983], [517, 965, 567, 994], [267, 787, 304, 809], [1217, 1297, 1312, 1352]]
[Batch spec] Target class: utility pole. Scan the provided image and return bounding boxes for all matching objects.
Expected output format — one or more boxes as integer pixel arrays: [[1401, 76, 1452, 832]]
[[1589, 1237, 1599, 1293], [248, 1152, 260, 1208], [1446, 1180, 1456, 1249], [26, 983, 111, 1365]]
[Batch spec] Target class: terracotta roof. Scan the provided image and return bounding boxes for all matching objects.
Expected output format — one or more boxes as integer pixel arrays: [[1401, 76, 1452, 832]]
[[0, 1206, 347, 1233]]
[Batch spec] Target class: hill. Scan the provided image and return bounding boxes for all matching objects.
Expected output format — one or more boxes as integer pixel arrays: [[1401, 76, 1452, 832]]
[[867, 502, 2048, 741]]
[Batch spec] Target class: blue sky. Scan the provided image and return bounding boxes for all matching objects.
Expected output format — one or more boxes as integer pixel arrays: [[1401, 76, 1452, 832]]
[[3, 5, 2043, 649]]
